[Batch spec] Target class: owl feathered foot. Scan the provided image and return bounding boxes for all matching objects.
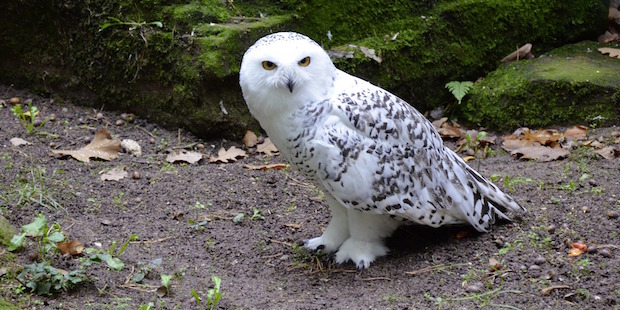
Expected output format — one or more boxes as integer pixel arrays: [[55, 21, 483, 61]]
[[304, 195, 401, 269]]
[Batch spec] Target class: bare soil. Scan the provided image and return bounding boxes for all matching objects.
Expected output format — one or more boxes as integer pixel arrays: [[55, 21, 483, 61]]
[[0, 85, 619, 310]]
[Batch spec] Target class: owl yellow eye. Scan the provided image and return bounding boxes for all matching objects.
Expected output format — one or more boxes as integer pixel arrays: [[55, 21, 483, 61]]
[[298, 56, 311, 67], [262, 61, 277, 70]]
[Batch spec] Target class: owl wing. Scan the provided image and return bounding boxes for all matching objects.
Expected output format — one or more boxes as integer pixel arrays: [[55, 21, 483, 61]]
[[295, 77, 523, 232]]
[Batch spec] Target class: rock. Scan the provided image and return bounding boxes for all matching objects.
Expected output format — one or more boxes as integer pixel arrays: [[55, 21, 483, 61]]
[[465, 41, 620, 130], [608, 210, 619, 219], [121, 139, 142, 156]]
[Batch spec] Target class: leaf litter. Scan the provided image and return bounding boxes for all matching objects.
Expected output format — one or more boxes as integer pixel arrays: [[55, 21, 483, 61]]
[[51, 128, 121, 163], [166, 150, 203, 164]]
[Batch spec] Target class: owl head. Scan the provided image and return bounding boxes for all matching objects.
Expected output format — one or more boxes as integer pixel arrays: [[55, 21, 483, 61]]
[[240, 32, 336, 118]]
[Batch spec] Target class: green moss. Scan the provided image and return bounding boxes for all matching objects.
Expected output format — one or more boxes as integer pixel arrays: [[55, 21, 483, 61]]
[[0, 298, 20, 310], [463, 41, 620, 130], [0, 215, 16, 246]]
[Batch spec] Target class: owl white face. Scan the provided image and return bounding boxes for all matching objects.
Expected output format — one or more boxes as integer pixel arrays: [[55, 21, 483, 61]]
[[239, 32, 337, 116]]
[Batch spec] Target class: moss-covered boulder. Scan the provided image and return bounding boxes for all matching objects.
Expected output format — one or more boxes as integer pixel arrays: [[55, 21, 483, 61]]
[[463, 41, 620, 130], [0, 1, 608, 138], [0, 215, 16, 246]]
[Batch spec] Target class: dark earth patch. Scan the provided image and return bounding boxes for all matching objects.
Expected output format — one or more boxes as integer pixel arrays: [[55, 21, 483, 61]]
[[0, 85, 618, 309]]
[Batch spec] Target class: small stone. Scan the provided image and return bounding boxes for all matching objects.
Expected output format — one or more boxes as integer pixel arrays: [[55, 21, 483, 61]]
[[101, 219, 111, 226], [581, 206, 589, 213], [83, 136, 92, 143], [149, 138, 156, 144], [62, 107, 69, 113], [196, 143, 205, 150], [48, 99, 54, 105], [96, 112, 104, 120], [49, 142, 57, 148], [587, 245, 598, 254], [587, 179, 597, 187], [563, 238, 572, 248], [599, 248, 612, 258], [120, 113, 135, 122], [28, 251, 39, 261], [608, 211, 619, 219], [611, 131, 620, 137], [33, 118, 43, 127], [466, 148, 475, 156], [9, 97, 21, 105], [0, 99, 6, 107], [49, 113, 57, 121], [134, 197, 142, 203], [528, 265, 541, 273], [132, 171, 141, 180], [547, 224, 557, 233], [115, 119, 125, 126], [78, 117, 86, 124], [493, 237, 504, 248], [534, 256, 546, 265], [519, 265, 527, 271], [465, 282, 484, 293]]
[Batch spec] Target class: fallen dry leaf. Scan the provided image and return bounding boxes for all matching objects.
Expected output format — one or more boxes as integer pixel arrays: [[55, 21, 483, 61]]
[[564, 125, 588, 140], [243, 163, 288, 170], [523, 129, 563, 145], [540, 285, 570, 296], [594, 146, 618, 159], [51, 128, 121, 163], [283, 223, 301, 229], [57, 240, 84, 256], [100, 166, 128, 181], [242, 130, 258, 148], [166, 150, 203, 164], [488, 257, 502, 271], [209, 146, 247, 163], [511, 145, 569, 162], [9, 137, 32, 146], [598, 47, 620, 59], [257, 138, 279, 156]]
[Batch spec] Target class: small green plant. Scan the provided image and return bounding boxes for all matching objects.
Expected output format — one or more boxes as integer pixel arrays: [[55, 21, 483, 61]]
[[160, 162, 177, 173], [233, 208, 265, 223], [10, 99, 47, 134], [445, 81, 474, 104], [82, 234, 138, 270], [112, 192, 126, 208], [9, 214, 65, 260], [132, 258, 163, 283], [17, 261, 85, 295], [191, 275, 223, 310], [100, 17, 163, 32], [160, 274, 172, 295]]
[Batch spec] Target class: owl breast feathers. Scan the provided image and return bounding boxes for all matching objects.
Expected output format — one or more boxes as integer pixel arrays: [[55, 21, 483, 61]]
[[240, 32, 525, 268]]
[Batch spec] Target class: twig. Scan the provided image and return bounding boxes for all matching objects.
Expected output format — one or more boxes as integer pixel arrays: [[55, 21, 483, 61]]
[[540, 285, 570, 295], [261, 253, 284, 259], [136, 125, 157, 138], [405, 263, 469, 275], [130, 236, 173, 244]]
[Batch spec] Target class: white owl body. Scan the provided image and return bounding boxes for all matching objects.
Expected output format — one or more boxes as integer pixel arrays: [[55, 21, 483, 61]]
[[240, 32, 525, 268]]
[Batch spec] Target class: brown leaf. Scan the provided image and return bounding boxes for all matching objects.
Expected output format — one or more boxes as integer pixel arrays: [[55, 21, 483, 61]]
[[431, 117, 448, 129], [243, 163, 288, 170], [166, 150, 203, 164], [257, 138, 279, 156], [51, 128, 121, 163], [540, 285, 570, 295], [57, 240, 84, 256], [283, 223, 301, 229], [598, 47, 620, 59], [564, 125, 588, 140], [523, 129, 563, 145], [594, 146, 618, 160], [511, 145, 569, 162], [242, 130, 258, 148], [488, 257, 502, 271], [501, 137, 533, 151], [209, 146, 247, 163], [100, 166, 128, 181]]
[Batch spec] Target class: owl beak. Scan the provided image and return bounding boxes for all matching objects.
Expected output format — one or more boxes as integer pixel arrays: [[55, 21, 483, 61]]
[[286, 79, 295, 93]]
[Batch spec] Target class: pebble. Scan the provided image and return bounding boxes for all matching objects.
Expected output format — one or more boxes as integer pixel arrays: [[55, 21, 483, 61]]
[[534, 256, 546, 265], [96, 112, 104, 120], [62, 107, 69, 113], [9, 97, 20, 105], [132, 171, 141, 179], [581, 206, 589, 213], [587, 179, 597, 187], [465, 282, 484, 293], [528, 265, 541, 273], [33, 118, 43, 127], [547, 224, 557, 234], [49, 113, 57, 121], [196, 143, 205, 150], [587, 245, 598, 254], [49, 142, 57, 148], [0, 99, 6, 107], [608, 210, 619, 219], [599, 248, 612, 258], [115, 119, 125, 126], [134, 197, 142, 204], [149, 138, 155, 144]]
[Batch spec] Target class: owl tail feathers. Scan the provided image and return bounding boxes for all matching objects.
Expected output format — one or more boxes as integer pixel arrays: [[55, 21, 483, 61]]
[[465, 166, 526, 232]]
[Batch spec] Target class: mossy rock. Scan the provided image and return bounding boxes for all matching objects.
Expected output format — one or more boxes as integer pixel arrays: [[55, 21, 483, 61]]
[[0, 215, 16, 246], [0, 298, 21, 310], [0, 1, 608, 138], [462, 41, 620, 130]]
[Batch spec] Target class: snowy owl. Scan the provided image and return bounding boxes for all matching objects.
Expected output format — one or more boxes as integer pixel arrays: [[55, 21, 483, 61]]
[[239, 32, 525, 268]]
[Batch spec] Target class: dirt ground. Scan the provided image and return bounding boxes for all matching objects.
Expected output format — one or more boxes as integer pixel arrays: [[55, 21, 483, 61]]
[[0, 84, 619, 310]]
